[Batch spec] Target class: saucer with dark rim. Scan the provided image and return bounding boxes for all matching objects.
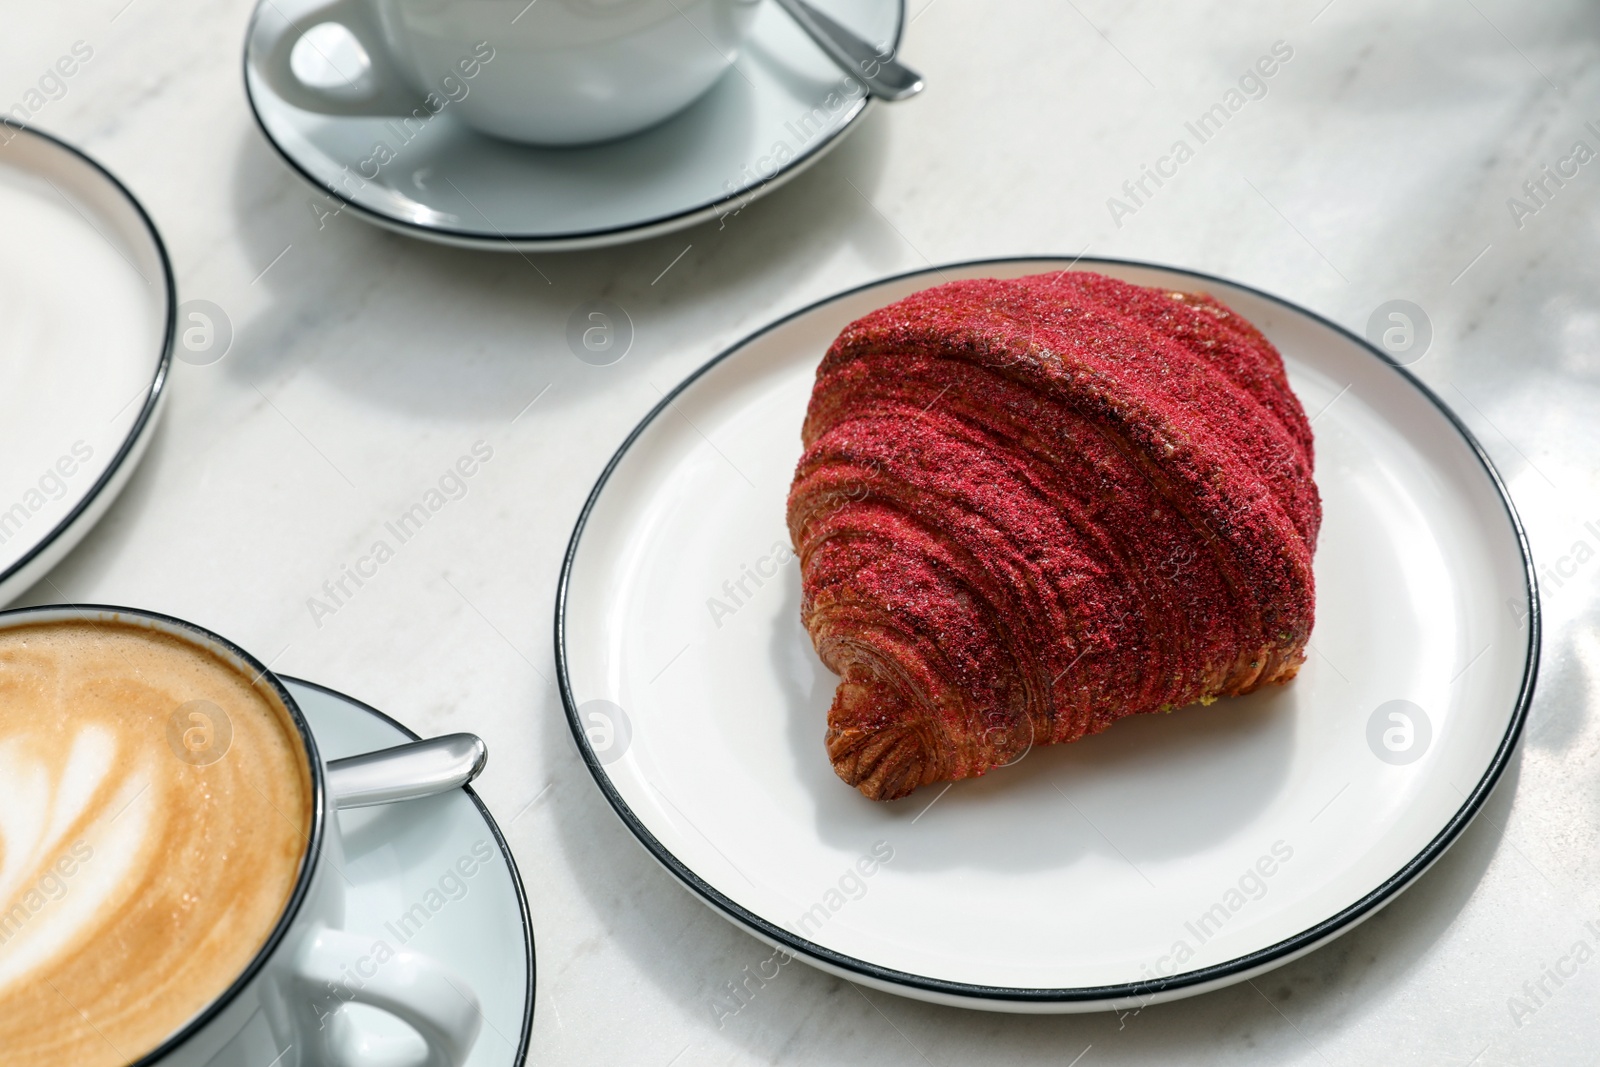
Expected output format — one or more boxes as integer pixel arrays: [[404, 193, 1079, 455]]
[[268, 678, 536, 1067], [243, 0, 904, 251]]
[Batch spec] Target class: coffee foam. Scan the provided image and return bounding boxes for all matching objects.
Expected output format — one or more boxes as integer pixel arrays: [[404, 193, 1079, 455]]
[[0, 620, 313, 1067]]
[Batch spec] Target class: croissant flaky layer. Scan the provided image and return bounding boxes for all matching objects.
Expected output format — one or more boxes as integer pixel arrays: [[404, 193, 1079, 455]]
[[786, 272, 1321, 801]]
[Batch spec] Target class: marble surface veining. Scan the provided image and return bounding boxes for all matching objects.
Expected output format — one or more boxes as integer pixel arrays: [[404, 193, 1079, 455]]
[[4, 0, 1599, 1063]]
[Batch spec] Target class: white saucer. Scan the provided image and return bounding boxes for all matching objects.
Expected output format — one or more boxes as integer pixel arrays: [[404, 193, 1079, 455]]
[[556, 258, 1538, 1012], [0, 122, 173, 606], [243, 0, 903, 251], [285, 677, 535, 1066]]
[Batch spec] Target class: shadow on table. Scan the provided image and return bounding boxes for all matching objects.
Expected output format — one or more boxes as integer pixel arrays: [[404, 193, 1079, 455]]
[[218, 102, 899, 423]]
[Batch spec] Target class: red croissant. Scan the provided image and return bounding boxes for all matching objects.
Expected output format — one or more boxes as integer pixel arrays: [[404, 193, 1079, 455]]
[[786, 271, 1321, 801]]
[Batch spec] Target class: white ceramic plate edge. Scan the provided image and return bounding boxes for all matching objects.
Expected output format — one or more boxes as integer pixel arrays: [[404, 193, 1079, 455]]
[[553, 256, 1541, 1011], [0, 120, 175, 607]]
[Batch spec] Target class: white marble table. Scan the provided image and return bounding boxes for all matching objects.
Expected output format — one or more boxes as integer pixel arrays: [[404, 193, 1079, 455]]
[[6, 0, 1597, 1062]]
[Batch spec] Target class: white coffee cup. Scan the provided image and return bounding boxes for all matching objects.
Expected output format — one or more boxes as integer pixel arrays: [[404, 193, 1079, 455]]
[[256, 0, 763, 145], [0, 605, 484, 1067]]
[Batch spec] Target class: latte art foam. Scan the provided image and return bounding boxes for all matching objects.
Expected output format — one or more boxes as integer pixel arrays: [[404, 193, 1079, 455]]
[[0, 620, 313, 1067]]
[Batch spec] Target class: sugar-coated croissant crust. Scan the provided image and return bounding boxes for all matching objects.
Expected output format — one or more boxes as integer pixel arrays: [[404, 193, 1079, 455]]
[[786, 272, 1321, 801]]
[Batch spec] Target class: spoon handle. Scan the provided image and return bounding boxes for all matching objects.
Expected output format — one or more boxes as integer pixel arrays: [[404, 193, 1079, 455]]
[[772, 0, 925, 102], [326, 733, 488, 809]]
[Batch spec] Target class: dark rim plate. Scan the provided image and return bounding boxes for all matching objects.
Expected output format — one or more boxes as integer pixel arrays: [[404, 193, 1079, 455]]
[[554, 256, 1539, 1007], [0, 122, 174, 605]]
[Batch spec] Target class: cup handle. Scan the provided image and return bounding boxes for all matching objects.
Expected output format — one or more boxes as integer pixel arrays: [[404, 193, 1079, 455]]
[[253, 0, 421, 116], [288, 924, 483, 1067]]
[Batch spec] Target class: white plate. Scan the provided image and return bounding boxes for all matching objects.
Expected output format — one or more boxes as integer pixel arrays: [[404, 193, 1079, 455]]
[[284, 678, 535, 1067], [0, 122, 173, 606], [555, 258, 1538, 1011], [243, 0, 902, 252]]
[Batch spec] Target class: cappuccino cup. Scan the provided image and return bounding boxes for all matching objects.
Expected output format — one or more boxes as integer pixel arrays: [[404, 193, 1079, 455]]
[[0, 605, 484, 1067], [255, 0, 762, 145]]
